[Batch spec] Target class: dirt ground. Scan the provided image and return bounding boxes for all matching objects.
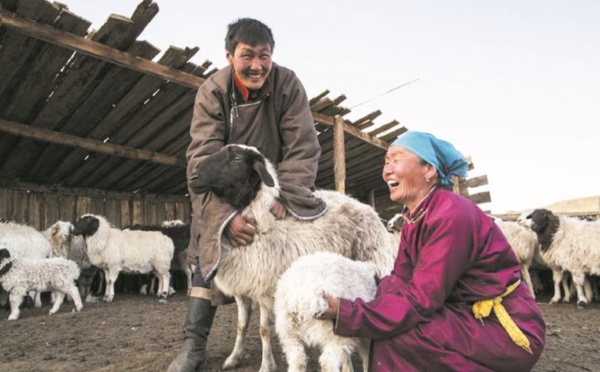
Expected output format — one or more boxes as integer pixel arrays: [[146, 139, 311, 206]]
[[0, 290, 598, 372]]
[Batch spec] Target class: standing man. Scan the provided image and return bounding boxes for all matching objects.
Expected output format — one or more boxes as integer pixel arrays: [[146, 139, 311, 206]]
[[168, 18, 327, 371]]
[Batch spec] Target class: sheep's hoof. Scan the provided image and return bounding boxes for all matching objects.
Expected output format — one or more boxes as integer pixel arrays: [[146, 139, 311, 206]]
[[577, 301, 588, 309]]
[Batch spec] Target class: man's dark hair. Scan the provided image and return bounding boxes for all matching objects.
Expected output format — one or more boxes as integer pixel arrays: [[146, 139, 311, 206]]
[[225, 18, 275, 55]]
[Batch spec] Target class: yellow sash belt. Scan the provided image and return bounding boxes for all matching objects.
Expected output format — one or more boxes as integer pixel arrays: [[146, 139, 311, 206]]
[[472, 279, 532, 354]]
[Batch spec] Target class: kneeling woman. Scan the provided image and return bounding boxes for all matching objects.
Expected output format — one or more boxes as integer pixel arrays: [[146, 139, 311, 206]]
[[318, 131, 545, 372]]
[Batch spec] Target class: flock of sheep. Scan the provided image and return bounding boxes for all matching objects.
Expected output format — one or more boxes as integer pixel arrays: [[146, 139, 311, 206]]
[[0, 143, 598, 372]]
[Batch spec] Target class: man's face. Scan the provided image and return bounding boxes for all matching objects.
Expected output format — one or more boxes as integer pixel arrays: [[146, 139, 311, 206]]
[[227, 42, 273, 91]]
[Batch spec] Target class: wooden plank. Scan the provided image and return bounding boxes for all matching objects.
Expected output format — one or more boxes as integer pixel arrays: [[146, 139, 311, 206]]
[[368, 119, 400, 137], [460, 175, 489, 189], [121, 199, 131, 228], [312, 112, 390, 150], [353, 110, 382, 130], [132, 199, 142, 225], [0, 118, 185, 167], [0, 8, 206, 89], [467, 191, 491, 205], [76, 196, 91, 217], [0, 1, 69, 162], [11, 41, 162, 184], [333, 116, 346, 193], [44, 46, 201, 185], [43, 193, 61, 228]]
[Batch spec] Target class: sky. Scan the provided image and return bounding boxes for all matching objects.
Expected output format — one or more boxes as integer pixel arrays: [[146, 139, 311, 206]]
[[67, 0, 599, 214]]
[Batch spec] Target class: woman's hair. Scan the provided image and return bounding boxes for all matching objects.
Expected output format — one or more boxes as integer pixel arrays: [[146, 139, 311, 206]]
[[225, 18, 275, 55]]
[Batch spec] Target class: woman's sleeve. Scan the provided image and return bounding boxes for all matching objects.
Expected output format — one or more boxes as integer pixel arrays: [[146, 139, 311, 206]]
[[334, 213, 477, 339]]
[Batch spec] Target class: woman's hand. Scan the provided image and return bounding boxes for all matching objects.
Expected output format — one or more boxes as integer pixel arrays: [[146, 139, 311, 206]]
[[225, 213, 257, 247], [315, 294, 340, 320]]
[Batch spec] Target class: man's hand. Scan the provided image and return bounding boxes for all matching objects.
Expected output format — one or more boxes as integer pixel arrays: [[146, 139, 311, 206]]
[[225, 213, 257, 247], [270, 200, 288, 220]]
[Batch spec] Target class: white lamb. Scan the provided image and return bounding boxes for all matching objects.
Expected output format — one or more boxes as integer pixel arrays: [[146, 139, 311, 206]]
[[188, 144, 395, 372], [71, 214, 175, 302], [521, 208, 600, 308], [0, 248, 82, 320], [0, 220, 53, 308], [275, 252, 377, 372]]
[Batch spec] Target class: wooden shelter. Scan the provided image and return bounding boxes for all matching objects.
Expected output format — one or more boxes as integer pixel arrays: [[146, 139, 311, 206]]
[[0, 0, 490, 230]]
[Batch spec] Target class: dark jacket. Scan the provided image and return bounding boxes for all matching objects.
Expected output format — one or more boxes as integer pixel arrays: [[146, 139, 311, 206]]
[[186, 63, 327, 295]]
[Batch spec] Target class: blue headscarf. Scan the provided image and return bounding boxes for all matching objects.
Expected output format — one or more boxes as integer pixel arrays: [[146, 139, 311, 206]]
[[391, 131, 468, 187]]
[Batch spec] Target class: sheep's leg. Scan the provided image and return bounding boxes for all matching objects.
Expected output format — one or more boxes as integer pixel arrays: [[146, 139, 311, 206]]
[[319, 343, 351, 372], [357, 338, 371, 372], [257, 301, 277, 372], [550, 269, 564, 304], [583, 276, 593, 303], [8, 290, 25, 320], [561, 274, 572, 302], [158, 271, 170, 302], [49, 292, 65, 315], [520, 263, 535, 298], [223, 296, 252, 369], [69, 284, 83, 312], [279, 337, 308, 372], [32, 291, 42, 308], [571, 272, 589, 309], [104, 269, 118, 302]]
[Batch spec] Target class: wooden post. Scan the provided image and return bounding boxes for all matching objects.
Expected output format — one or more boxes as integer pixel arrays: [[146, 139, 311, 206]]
[[333, 115, 346, 194]]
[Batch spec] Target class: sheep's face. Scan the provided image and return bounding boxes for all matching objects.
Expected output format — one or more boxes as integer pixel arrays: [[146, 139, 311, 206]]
[[189, 145, 275, 209], [0, 248, 11, 273], [72, 215, 100, 237], [49, 221, 73, 245], [529, 208, 560, 252]]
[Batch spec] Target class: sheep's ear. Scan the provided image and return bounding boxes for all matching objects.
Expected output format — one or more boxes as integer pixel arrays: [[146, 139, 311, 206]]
[[252, 159, 275, 187], [0, 248, 10, 259]]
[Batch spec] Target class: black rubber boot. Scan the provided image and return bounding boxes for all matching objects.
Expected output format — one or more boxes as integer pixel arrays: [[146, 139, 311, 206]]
[[167, 297, 217, 372]]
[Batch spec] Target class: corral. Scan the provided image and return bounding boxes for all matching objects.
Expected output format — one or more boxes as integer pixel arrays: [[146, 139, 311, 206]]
[[2, 2, 598, 372]]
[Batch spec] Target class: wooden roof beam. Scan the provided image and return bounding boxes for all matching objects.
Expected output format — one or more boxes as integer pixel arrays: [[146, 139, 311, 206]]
[[0, 118, 185, 168], [0, 8, 205, 90]]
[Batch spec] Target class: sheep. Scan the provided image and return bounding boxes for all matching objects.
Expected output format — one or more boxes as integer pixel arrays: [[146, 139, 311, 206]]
[[71, 214, 175, 302], [188, 144, 395, 372], [493, 219, 540, 297], [521, 208, 600, 308], [274, 251, 377, 372], [0, 220, 53, 308], [125, 221, 192, 295], [44, 221, 100, 303], [0, 248, 83, 320]]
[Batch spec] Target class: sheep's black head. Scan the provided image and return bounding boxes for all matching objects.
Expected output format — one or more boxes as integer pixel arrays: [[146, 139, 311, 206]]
[[528, 208, 560, 252], [189, 145, 275, 210], [0, 248, 10, 260], [72, 215, 100, 237]]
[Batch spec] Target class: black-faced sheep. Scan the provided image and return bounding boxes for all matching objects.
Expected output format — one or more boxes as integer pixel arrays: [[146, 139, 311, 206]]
[[0, 248, 83, 320], [188, 144, 395, 372], [274, 251, 377, 372], [71, 214, 175, 302], [522, 208, 600, 308]]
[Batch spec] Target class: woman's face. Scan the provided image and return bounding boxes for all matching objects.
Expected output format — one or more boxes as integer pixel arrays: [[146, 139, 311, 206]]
[[227, 42, 273, 91], [383, 146, 434, 210]]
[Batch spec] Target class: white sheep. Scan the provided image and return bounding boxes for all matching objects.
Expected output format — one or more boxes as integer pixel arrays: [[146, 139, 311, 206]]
[[493, 219, 540, 297], [188, 144, 395, 372], [71, 214, 175, 302], [275, 251, 377, 372], [0, 248, 83, 320], [0, 220, 53, 308], [521, 208, 600, 308], [44, 221, 100, 303]]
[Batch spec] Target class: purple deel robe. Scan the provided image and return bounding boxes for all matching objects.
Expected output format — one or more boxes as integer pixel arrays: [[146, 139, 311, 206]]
[[334, 188, 546, 372]]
